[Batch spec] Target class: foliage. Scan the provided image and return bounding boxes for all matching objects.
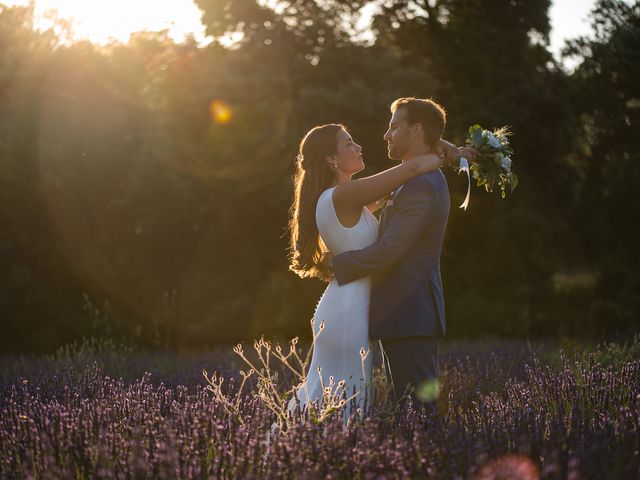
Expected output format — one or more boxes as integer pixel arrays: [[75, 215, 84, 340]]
[[562, 0, 640, 330], [0, 338, 639, 478], [0, 1, 638, 352]]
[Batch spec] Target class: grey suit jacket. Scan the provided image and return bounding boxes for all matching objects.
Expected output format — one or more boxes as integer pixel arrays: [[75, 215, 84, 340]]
[[332, 169, 450, 339]]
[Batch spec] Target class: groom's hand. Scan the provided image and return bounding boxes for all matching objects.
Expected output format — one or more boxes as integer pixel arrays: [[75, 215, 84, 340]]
[[317, 252, 335, 283]]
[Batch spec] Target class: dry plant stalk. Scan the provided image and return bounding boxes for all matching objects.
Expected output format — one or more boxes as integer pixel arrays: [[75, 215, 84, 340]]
[[203, 317, 371, 432]]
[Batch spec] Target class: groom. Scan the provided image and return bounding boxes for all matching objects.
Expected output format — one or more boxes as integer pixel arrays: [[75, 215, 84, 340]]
[[330, 97, 459, 405]]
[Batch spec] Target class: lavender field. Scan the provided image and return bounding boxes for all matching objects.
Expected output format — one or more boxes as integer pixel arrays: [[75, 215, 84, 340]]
[[1, 337, 639, 479]]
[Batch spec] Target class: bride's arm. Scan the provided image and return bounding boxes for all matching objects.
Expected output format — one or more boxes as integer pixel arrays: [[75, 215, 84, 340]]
[[333, 153, 443, 214], [335, 140, 477, 216]]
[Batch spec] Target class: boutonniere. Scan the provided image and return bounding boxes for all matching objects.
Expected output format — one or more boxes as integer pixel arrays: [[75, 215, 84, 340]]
[[376, 193, 392, 208], [374, 193, 393, 219]]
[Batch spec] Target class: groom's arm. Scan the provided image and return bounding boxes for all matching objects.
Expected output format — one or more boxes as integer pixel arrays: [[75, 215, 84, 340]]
[[332, 178, 437, 285]]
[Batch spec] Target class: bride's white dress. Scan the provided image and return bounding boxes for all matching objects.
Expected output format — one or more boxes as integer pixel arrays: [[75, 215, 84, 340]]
[[287, 187, 378, 421]]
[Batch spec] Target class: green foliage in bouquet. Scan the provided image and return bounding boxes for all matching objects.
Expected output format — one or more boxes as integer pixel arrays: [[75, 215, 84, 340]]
[[466, 124, 518, 199]]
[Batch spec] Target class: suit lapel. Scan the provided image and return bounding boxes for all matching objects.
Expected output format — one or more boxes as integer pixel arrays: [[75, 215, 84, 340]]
[[380, 185, 404, 233], [380, 204, 390, 233], [392, 184, 404, 200]]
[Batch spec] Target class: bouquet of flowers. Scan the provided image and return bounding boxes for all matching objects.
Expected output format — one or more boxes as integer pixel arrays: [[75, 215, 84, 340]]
[[457, 124, 518, 210]]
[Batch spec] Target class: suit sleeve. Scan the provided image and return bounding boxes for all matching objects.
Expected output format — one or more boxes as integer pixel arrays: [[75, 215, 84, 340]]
[[332, 179, 437, 285]]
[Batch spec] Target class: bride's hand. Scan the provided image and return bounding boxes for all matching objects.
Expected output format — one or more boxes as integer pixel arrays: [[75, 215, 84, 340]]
[[458, 146, 479, 163], [436, 139, 461, 164], [436, 140, 479, 165]]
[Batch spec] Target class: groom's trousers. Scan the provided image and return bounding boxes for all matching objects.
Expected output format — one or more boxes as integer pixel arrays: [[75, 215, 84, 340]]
[[379, 336, 439, 405]]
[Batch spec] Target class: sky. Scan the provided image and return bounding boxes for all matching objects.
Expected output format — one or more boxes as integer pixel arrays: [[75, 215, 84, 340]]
[[548, 0, 600, 58], [4, 0, 600, 63]]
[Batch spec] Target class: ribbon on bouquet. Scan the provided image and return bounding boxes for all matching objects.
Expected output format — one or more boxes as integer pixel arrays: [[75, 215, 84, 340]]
[[458, 157, 471, 210]]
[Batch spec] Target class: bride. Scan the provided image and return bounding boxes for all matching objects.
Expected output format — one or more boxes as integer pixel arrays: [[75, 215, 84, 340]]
[[285, 123, 462, 422]]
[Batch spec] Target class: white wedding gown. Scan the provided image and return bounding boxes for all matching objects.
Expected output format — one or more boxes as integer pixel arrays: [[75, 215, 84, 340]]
[[287, 187, 378, 422]]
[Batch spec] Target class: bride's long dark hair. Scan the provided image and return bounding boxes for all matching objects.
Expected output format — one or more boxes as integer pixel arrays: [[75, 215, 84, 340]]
[[288, 123, 344, 279]]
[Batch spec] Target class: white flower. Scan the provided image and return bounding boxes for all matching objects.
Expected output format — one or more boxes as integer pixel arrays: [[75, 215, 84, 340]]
[[500, 157, 512, 171], [486, 132, 501, 149]]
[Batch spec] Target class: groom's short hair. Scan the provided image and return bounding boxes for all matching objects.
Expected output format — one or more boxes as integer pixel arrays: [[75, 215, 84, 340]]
[[391, 97, 446, 148]]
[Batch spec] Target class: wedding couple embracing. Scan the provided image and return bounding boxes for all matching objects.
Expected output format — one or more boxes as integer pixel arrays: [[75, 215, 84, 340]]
[[286, 97, 478, 420]]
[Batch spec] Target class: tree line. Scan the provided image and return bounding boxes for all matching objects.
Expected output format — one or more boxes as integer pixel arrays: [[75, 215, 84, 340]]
[[0, 0, 638, 352]]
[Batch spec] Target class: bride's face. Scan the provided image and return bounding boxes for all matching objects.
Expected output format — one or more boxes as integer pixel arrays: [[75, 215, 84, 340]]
[[329, 129, 364, 178]]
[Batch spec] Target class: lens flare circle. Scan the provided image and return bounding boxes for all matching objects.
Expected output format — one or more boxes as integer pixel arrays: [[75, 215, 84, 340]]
[[209, 99, 232, 124]]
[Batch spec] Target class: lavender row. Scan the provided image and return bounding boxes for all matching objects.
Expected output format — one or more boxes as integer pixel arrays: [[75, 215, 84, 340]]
[[0, 339, 638, 478]]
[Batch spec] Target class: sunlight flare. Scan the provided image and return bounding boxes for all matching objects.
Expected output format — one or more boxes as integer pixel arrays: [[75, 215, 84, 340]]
[[209, 99, 233, 125], [5, 0, 207, 44]]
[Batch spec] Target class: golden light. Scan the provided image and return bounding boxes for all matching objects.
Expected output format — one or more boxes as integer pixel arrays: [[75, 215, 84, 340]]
[[209, 99, 233, 124], [4, 0, 600, 68], [4, 0, 207, 45]]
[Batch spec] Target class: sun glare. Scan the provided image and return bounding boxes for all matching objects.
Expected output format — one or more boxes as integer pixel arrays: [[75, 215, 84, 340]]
[[3, 0, 606, 63], [5, 0, 207, 45]]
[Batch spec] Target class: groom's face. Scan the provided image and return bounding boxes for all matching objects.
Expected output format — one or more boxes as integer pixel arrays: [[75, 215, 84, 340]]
[[384, 107, 413, 161]]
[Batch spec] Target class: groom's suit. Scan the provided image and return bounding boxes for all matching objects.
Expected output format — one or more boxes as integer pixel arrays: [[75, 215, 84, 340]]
[[332, 169, 450, 402]]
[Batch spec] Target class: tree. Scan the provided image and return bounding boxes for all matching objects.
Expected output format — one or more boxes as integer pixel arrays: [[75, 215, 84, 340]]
[[563, 0, 640, 329]]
